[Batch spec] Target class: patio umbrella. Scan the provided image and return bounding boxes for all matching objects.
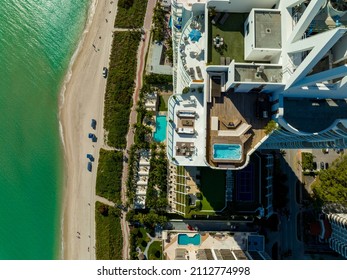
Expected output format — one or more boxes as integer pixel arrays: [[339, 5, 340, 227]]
[[189, 29, 202, 42]]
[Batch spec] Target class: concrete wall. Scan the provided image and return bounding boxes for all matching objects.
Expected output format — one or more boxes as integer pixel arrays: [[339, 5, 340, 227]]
[[244, 10, 254, 60], [332, 34, 347, 64], [207, 0, 278, 13]]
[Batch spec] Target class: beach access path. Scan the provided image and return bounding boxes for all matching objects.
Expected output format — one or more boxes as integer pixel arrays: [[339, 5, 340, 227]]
[[120, 0, 157, 260], [60, 0, 119, 260]]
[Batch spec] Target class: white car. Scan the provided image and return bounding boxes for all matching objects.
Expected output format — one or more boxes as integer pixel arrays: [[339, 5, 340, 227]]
[[102, 67, 108, 78]]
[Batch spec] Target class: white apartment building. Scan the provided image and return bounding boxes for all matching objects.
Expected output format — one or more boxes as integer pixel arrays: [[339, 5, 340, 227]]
[[168, 0, 347, 170]]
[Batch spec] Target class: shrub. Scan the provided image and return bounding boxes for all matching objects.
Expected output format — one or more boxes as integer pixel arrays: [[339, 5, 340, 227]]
[[104, 32, 141, 148], [115, 0, 148, 28], [182, 87, 190, 94], [196, 192, 202, 200], [264, 120, 278, 135]]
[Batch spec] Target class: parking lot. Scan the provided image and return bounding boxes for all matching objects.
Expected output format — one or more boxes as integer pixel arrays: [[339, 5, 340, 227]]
[[311, 148, 344, 171]]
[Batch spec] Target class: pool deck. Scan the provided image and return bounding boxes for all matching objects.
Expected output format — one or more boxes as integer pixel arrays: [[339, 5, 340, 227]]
[[163, 231, 249, 260], [207, 92, 267, 168]]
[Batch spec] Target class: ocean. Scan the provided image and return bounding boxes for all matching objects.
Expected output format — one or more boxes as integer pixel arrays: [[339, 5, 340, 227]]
[[0, 0, 91, 259]]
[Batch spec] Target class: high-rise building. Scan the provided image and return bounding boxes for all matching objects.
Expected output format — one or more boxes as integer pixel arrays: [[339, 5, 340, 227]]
[[168, 0, 347, 170]]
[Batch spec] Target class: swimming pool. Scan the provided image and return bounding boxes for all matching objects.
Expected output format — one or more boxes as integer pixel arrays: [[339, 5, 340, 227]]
[[178, 234, 201, 246], [213, 144, 242, 160], [153, 115, 167, 142]]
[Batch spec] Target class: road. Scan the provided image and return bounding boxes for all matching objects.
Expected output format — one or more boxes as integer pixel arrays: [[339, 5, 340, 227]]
[[279, 149, 305, 259], [120, 0, 157, 260]]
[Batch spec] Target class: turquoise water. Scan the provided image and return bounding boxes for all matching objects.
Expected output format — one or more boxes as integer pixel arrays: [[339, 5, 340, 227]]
[[153, 116, 167, 142], [213, 144, 242, 160], [178, 234, 201, 246], [0, 0, 90, 259]]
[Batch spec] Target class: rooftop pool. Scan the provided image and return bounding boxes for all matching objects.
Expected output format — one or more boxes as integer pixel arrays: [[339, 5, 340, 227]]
[[213, 144, 242, 160], [178, 234, 201, 246], [153, 115, 167, 142]]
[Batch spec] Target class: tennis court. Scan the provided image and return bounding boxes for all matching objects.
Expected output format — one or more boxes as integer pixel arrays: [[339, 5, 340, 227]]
[[235, 163, 254, 202]]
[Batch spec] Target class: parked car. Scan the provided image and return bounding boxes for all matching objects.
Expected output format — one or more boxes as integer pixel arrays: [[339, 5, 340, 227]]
[[86, 154, 94, 162], [313, 162, 317, 170], [325, 162, 329, 169], [320, 162, 324, 170], [91, 119, 97, 130], [102, 67, 108, 78], [87, 162, 92, 172], [88, 133, 95, 139]]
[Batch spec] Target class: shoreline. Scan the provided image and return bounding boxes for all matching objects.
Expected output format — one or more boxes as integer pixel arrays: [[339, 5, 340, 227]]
[[58, 0, 118, 259], [58, 0, 97, 259]]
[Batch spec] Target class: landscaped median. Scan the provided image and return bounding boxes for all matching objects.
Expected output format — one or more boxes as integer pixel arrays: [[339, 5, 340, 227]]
[[115, 0, 148, 28], [95, 201, 123, 260], [96, 149, 123, 203], [103, 31, 141, 148]]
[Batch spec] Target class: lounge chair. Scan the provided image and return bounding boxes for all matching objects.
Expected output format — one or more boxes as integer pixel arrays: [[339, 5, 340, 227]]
[[196, 66, 203, 79], [219, 13, 229, 25], [211, 12, 221, 25], [220, 56, 225, 65]]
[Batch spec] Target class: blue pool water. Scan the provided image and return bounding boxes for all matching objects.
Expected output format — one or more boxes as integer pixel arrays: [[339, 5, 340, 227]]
[[153, 116, 167, 142], [213, 144, 242, 160], [178, 234, 201, 246]]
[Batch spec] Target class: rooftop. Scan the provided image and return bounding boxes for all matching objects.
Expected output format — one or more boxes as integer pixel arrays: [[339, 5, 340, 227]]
[[234, 64, 282, 83], [254, 11, 281, 49], [163, 232, 250, 260], [283, 98, 347, 133]]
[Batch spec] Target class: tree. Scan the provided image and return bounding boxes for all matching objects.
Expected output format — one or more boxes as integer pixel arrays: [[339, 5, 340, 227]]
[[312, 155, 347, 205], [301, 152, 315, 171], [264, 120, 278, 135]]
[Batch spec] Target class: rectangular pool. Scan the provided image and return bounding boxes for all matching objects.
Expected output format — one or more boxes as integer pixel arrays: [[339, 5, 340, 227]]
[[153, 115, 167, 142], [178, 234, 201, 246], [213, 144, 242, 160]]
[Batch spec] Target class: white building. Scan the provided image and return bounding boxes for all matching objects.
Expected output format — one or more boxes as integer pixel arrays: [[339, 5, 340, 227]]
[[168, 0, 347, 170], [325, 210, 347, 258]]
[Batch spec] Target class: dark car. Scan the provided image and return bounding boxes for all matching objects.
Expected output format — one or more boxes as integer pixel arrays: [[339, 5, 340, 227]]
[[313, 162, 317, 170], [320, 162, 324, 170], [102, 67, 108, 78], [86, 154, 94, 162], [325, 162, 329, 169], [91, 119, 97, 130], [87, 162, 92, 172], [88, 133, 95, 139]]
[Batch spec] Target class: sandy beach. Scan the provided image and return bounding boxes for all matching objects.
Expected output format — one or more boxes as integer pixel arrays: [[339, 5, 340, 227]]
[[60, 0, 118, 259]]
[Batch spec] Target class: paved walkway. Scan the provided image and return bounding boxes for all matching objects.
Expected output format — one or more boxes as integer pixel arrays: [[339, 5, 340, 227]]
[[95, 195, 115, 207], [120, 0, 157, 260]]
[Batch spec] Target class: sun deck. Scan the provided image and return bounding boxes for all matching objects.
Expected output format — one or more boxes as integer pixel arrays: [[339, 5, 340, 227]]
[[178, 14, 206, 88], [207, 92, 268, 168], [208, 13, 248, 65]]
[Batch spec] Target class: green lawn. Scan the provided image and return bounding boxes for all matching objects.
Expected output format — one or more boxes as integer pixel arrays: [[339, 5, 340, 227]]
[[133, 227, 150, 252], [208, 13, 248, 64], [158, 95, 168, 111], [147, 241, 162, 260], [95, 202, 123, 259], [198, 167, 226, 211], [96, 149, 123, 202], [115, 0, 148, 28]]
